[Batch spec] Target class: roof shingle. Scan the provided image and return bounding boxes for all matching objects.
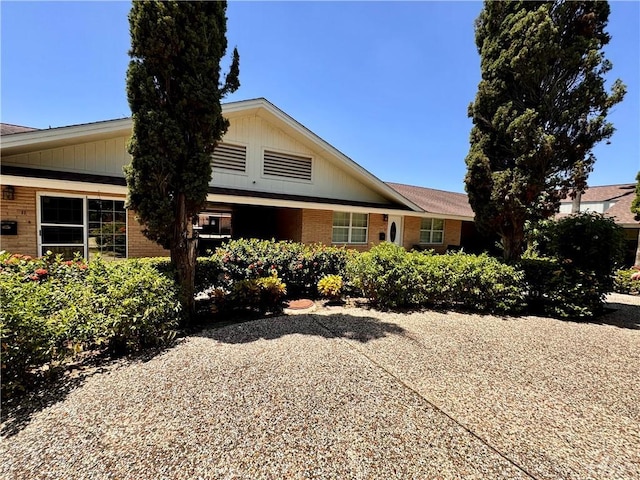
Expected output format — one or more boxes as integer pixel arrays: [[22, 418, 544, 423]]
[[387, 182, 474, 218]]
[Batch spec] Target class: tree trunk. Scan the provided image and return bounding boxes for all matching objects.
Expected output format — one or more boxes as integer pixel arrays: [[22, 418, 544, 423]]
[[171, 193, 197, 324], [571, 191, 582, 214], [501, 224, 525, 263]]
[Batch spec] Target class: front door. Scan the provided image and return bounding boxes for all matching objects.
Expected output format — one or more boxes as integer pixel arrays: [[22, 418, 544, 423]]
[[387, 215, 403, 246]]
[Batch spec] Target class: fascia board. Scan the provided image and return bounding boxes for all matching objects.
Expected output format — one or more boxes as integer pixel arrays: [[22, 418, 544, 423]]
[[1, 119, 132, 155]]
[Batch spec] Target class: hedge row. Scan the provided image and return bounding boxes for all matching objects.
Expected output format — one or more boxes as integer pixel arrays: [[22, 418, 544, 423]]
[[347, 242, 526, 313]]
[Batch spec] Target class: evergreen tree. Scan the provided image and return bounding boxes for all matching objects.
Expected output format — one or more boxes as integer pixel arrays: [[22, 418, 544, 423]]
[[125, 1, 239, 318], [465, 0, 625, 262]]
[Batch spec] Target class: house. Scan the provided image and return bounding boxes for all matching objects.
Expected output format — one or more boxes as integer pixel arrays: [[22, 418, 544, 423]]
[[558, 183, 640, 264], [0, 98, 474, 260]]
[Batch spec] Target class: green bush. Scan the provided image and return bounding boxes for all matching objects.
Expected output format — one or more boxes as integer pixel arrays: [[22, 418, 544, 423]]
[[524, 213, 626, 317], [614, 268, 640, 295], [86, 260, 181, 352], [0, 252, 181, 399], [347, 243, 525, 312], [520, 256, 605, 318], [137, 256, 223, 293], [211, 274, 287, 314], [213, 238, 352, 297]]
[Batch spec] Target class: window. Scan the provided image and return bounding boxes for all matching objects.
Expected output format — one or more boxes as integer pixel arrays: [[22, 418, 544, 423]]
[[87, 199, 127, 260], [332, 212, 368, 244], [420, 218, 445, 244], [263, 150, 312, 181], [211, 143, 246, 173], [38, 194, 127, 260]]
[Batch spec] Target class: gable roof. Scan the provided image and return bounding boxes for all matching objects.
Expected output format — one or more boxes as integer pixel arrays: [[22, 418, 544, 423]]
[[0, 123, 39, 135], [386, 182, 474, 220], [0, 98, 423, 213]]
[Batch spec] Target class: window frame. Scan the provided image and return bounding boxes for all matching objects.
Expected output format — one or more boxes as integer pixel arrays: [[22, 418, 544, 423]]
[[419, 217, 445, 245], [37, 192, 128, 259], [332, 212, 369, 244]]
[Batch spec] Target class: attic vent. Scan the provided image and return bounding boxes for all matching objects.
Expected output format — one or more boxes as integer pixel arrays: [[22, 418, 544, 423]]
[[211, 143, 246, 173], [263, 150, 312, 181]]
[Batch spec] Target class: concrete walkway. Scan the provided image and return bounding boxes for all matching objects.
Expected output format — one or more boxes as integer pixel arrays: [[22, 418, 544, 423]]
[[1, 295, 638, 479]]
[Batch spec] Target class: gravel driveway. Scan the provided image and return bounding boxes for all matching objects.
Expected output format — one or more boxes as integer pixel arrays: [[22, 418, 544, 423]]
[[1, 294, 639, 479]]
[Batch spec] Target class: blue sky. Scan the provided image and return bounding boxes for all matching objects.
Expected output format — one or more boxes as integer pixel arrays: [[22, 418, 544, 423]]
[[1, 1, 638, 193]]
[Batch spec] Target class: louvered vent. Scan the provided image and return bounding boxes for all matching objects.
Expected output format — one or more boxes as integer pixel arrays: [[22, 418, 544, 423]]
[[263, 150, 312, 181], [211, 143, 246, 173]]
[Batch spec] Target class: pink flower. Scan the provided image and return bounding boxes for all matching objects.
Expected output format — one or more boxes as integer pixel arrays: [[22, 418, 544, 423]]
[[35, 268, 48, 276]]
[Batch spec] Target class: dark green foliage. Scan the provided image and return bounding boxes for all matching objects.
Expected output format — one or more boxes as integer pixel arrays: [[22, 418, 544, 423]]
[[522, 212, 625, 317], [465, 0, 626, 262], [212, 238, 353, 297], [125, 1, 240, 318], [347, 243, 525, 312], [0, 253, 180, 400], [210, 275, 287, 315]]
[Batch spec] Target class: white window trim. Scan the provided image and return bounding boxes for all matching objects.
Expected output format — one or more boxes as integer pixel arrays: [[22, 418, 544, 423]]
[[37, 192, 128, 259], [332, 212, 369, 245], [419, 217, 445, 245]]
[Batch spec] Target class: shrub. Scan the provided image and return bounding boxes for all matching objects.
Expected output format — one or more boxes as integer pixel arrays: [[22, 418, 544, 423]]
[[346, 243, 525, 312], [212, 274, 287, 314], [0, 252, 181, 399], [317, 274, 344, 300], [614, 268, 640, 295], [86, 260, 181, 352], [524, 213, 626, 317], [213, 239, 352, 297]]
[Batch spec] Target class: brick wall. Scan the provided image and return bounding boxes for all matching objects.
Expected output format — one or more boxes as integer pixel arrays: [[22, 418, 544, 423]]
[[402, 216, 462, 253], [403, 216, 422, 250], [0, 186, 38, 256], [127, 210, 169, 258], [300, 209, 333, 244], [299, 210, 388, 251]]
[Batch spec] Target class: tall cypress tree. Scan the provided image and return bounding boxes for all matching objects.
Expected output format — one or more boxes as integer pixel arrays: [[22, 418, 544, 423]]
[[465, 0, 625, 262], [125, 1, 239, 318]]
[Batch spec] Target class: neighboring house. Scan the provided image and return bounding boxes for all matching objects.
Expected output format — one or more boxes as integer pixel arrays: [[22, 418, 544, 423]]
[[0, 98, 472, 259], [558, 183, 640, 265]]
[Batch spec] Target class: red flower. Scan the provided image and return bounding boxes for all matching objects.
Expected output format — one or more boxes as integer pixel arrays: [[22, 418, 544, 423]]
[[78, 264, 88, 270], [29, 275, 39, 281], [64, 260, 74, 266], [35, 268, 48, 276]]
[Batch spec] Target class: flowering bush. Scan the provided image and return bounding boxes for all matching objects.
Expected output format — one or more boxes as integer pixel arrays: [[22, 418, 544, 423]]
[[211, 239, 353, 297]]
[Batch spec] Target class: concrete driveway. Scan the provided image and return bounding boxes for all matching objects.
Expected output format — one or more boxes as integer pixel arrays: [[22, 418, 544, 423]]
[[1, 294, 639, 479]]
